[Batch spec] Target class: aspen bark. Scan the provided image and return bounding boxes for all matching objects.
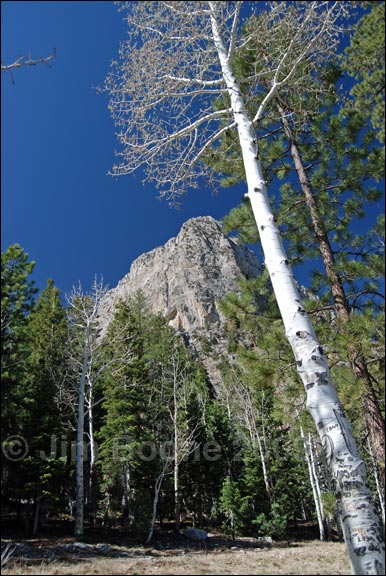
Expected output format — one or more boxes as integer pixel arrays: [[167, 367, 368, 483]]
[[277, 99, 385, 493], [174, 379, 181, 530], [209, 4, 385, 573], [87, 380, 97, 524], [301, 427, 325, 541], [146, 470, 166, 545], [74, 326, 89, 537]]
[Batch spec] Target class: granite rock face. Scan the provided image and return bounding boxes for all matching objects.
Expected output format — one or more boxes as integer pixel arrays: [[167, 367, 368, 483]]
[[99, 216, 261, 388]]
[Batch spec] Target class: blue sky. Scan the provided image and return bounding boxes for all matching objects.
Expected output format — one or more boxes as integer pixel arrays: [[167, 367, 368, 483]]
[[2, 1, 383, 298], [2, 0, 247, 295]]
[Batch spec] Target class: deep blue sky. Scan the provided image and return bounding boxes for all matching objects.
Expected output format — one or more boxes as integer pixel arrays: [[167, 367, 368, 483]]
[[2, 0, 247, 295], [1, 1, 383, 298]]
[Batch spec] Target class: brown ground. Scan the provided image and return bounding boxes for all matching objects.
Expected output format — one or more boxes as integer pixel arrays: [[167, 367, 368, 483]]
[[2, 527, 351, 575]]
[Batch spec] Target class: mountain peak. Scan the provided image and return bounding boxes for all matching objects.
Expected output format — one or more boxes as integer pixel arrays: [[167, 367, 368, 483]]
[[100, 215, 260, 332], [99, 215, 261, 389]]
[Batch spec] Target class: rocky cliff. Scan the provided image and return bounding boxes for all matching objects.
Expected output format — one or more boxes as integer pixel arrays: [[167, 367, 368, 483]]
[[99, 216, 261, 388]]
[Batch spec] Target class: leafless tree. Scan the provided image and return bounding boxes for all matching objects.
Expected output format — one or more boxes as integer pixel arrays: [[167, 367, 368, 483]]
[[66, 276, 108, 537], [146, 349, 200, 543], [66, 277, 135, 535]]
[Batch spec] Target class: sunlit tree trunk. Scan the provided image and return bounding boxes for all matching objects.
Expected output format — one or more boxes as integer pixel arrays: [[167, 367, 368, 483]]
[[146, 464, 169, 545], [277, 99, 385, 493], [301, 427, 325, 541], [210, 6, 384, 573], [67, 277, 108, 538], [74, 326, 88, 537]]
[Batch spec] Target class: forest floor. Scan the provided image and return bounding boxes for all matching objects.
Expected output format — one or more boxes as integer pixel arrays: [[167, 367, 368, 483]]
[[1, 520, 351, 575]]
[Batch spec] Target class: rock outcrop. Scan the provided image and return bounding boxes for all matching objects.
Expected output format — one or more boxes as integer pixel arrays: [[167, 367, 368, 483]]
[[99, 216, 261, 389]]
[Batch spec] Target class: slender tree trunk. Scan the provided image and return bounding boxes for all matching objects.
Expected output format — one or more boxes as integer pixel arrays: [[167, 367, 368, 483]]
[[32, 497, 41, 537], [277, 99, 385, 493], [146, 472, 165, 545], [255, 430, 271, 502], [210, 7, 384, 574], [87, 378, 97, 525], [174, 458, 180, 531], [173, 375, 181, 531], [301, 427, 325, 541], [243, 385, 271, 501], [74, 327, 89, 537], [309, 432, 332, 541], [122, 467, 131, 521]]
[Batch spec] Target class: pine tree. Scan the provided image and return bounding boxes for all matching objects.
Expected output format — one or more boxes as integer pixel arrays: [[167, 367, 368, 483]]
[[1, 244, 37, 520], [99, 292, 207, 541], [341, 1, 385, 144], [19, 279, 69, 534], [210, 7, 385, 499], [1, 244, 37, 428], [98, 293, 156, 535]]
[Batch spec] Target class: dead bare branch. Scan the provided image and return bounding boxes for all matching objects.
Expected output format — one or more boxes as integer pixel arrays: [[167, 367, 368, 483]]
[[1, 49, 56, 84]]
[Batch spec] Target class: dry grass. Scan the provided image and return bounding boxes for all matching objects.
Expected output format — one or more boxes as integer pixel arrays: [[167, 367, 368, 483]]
[[3, 541, 351, 575]]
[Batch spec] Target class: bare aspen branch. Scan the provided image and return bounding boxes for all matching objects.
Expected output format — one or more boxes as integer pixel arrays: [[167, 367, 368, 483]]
[[1, 49, 56, 84], [227, 0, 242, 60], [163, 74, 224, 86], [105, 2, 349, 200]]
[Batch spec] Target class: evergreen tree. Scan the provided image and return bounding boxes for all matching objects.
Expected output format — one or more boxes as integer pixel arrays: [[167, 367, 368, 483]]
[[98, 293, 157, 535], [341, 1, 385, 144], [18, 279, 69, 533], [209, 10, 385, 497], [1, 244, 37, 514], [100, 292, 212, 539], [1, 244, 37, 430]]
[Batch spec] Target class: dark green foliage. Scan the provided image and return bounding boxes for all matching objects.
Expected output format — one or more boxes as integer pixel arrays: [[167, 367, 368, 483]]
[[219, 476, 250, 539], [1, 244, 37, 423], [97, 292, 212, 534], [341, 2, 385, 143], [1, 272, 70, 530], [253, 502, 287, 540], [20, 280, 69, 511], [97, 293, 158, 530]]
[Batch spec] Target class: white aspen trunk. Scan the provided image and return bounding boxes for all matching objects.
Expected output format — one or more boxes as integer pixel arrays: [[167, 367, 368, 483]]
[[174, 455, 180, 531], [309, 432, 331, 539], [88, 382, 96, 477], [224, 389, 236, 477], [301, 427, 325, 541], [146, 473, 164, 545], [245, 390, 271, 500], [309, 433, 324, 517], [255, 430, 271, 502], [210, 6, 385, 574], [87, 376, 97, 524], [174, 397, 180, 531], [74, 326, 89, 537], [123, 466, 131, 520]]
